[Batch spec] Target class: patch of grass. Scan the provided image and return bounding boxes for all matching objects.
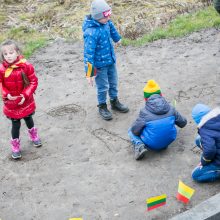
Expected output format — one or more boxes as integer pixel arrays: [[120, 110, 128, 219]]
[[122, 6, 220, 46], [18, 13, 32, 21], [57, 26, 82, 39], [23, 39, 48, 58], [30, 3, 57, 24], [0, 26, 49, 58], [0, 12, 6, 25]]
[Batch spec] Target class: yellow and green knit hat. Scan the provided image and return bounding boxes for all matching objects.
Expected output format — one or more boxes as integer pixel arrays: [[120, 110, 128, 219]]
[[143, 79, 162, 101]]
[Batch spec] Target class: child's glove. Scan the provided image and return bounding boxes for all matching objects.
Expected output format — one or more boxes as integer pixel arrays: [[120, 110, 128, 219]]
[[201, 154, 212, 166]]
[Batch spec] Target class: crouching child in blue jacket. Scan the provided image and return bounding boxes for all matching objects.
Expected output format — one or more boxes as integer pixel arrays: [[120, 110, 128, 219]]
[[128, 80, 187, 160], [191, 104, 220, 182]]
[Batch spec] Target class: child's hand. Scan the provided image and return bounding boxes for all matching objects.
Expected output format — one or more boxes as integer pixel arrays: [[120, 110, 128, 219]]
[[197, 162, 202, 168], [18, 94, 25, 105], [86, 77, 94, 86], [7, 94, 18, 100], [115, 39, 122, 48]]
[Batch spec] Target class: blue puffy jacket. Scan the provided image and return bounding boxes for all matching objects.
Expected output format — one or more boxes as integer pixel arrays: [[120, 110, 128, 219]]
[[82, 15, 121, 72], [131, 94, 187, 150], [198, 107, 220, 166]]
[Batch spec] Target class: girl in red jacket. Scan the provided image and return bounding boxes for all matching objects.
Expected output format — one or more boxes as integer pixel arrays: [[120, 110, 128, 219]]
[[0, 40, 42, 159]]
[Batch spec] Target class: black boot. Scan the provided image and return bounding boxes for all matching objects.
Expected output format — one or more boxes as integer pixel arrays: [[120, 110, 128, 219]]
[[98, 103, 113, 120], [110, 98, 129, 113]]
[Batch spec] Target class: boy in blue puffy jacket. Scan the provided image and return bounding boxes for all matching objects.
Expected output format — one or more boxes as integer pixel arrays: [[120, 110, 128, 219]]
[[191, 104, 220, 182], [82, 0, 129, 120], [128, 80, 187, 160]]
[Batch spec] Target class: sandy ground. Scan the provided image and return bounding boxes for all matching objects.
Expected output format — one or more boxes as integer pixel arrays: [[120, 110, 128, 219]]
[[0, 28, 220, 220]]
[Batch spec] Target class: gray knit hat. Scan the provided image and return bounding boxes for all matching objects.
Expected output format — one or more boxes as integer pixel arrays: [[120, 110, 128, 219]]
[[91, 0, 111, 20]]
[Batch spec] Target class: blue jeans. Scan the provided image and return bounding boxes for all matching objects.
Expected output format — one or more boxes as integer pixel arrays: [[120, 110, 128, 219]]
[[128, 129, 145, 146], [192, 135, 220, 182], [95, 64, 118, 105], [128, 129, 169, 151], [195, 135, 202, 149], [192, 163, 220, 182]]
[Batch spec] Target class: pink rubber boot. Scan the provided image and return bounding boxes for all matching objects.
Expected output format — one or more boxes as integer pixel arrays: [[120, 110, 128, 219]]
[[28, 127, 42, 147], [11, 138, 21, 159]]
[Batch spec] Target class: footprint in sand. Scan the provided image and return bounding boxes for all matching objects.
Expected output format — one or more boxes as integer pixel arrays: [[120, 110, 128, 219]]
[[175, 85, 215, 102], [91, 128, 130, 153], [47, 103, 86, 119]]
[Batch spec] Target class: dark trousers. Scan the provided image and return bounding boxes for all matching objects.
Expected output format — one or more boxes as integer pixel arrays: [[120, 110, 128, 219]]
[[11, 115, 34, 139], [192, 135, 220, 182]]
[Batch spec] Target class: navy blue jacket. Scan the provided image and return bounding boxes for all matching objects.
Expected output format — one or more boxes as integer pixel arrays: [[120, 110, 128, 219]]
[[82, 15, 121, 72], [198, 108, 220, 166], [131, 94, 187, 150]]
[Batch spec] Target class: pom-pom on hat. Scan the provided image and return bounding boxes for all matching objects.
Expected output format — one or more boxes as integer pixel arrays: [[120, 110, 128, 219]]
[[91, 0, 111, 20], [143, 79, 162, 101], [192, 104, 211, 124]]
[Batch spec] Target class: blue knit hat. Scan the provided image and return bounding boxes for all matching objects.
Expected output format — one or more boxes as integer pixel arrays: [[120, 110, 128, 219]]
[[91, 0, 111, 20], [192, 104, 211, 124]]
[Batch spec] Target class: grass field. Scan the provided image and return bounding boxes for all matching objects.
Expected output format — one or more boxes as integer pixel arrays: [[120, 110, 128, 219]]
[[0, 0, 219, 56]]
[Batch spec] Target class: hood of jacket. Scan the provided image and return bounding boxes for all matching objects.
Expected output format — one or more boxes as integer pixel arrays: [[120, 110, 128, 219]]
[[198, 107, 220, 131], [82, 15, 102, 32], [145, 94, 170, 115]]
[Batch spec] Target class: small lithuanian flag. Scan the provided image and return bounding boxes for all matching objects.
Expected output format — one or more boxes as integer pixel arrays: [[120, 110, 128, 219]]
[[146, 194, 167, 211], [86, 62, 97, 78], [176, 180, 195, 204]]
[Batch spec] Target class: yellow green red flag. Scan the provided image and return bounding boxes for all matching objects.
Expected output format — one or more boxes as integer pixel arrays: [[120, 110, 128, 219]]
[[146, 194, 167, 211], [176, 180, 195, 204], [86, 62, 97, 78], [69, 218, 83, 220]]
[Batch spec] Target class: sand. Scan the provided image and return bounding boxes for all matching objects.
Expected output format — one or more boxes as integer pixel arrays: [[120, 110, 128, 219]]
[[0, 28, 220, 220]]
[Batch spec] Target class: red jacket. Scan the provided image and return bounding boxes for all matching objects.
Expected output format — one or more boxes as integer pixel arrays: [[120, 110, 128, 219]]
[[0, 56, 38, 119]]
